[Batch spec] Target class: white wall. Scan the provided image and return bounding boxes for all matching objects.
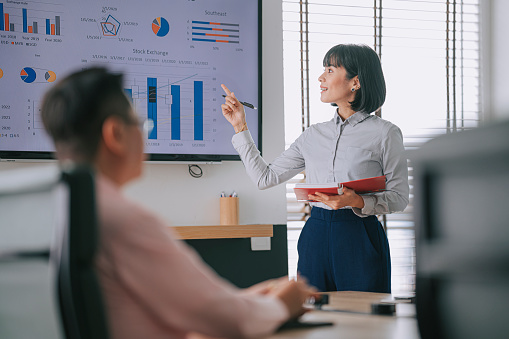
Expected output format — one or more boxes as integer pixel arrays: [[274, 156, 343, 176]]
[[0, 0, 287, 226], [482, 0, 509, 121]]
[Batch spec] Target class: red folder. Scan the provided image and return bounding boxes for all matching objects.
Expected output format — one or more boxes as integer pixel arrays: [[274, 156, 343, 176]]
[[293, 175, 386, 201]]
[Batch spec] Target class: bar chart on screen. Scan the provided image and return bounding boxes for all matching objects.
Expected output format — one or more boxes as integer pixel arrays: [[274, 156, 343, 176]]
[[124, 71, 219, 154], [190, 20, 240, 44], [0, 1, 62, 36]]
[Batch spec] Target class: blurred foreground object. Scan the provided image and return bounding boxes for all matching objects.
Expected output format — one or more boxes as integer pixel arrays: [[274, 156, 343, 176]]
[[411, 120, 509, 339]]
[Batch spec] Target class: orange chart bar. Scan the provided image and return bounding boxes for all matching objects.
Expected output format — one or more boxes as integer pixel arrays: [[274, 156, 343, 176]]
[[28, 26, 32, 33], [51, 23, 55, 35], [202, 33, 234, 38], [4, 13, 8, 31], [192, 38, 239, 44]]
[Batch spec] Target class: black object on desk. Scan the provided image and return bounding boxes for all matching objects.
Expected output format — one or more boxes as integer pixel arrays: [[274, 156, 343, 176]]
[[371, 303, 396, 315], [307, 293, 329, 309]]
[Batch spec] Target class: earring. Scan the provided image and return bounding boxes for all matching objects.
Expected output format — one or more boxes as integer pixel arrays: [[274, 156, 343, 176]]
[[351, 88, 355, 92]]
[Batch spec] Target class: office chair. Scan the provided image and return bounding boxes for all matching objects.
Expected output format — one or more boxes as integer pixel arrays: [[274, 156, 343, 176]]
[[0, 165, 109, 339]]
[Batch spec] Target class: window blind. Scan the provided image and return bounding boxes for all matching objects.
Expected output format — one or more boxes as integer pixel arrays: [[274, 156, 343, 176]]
[[282, 0, 480, 295]]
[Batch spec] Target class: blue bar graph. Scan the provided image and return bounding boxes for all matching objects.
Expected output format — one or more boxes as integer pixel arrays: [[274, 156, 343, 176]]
[[125, 77, 203, 141], [22, 8, 27, 33], [46, 19, 50, 34], [171, 85, 180, 140], [194, 81, 203, 140], [0, 4, 4, 31], [147, 78, 157, 139]]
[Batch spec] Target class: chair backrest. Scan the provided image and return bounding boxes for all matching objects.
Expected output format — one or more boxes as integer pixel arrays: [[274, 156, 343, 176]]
[[0, 165, 109, 339], [56, 166, 109, 339]]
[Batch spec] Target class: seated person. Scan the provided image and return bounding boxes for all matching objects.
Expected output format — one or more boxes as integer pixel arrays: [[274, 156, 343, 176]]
[[40, 68, 315, 339]]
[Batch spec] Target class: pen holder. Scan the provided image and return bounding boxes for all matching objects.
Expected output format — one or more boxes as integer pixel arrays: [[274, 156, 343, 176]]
[[220, 197, 239, 225]]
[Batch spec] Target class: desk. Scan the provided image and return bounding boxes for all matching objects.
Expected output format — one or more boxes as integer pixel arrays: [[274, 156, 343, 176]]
[[269, 291, 420, 339]]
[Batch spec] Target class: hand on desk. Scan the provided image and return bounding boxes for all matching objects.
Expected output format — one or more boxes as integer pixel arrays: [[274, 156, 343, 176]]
[[189, 278, 317, 339], [245, 276, 318, 319], [309, 187, 365, 210]]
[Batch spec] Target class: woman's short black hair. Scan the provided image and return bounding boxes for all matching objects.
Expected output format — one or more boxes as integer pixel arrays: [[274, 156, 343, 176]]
[[323, 44, 386, 114], [41, 67, 133, 161]]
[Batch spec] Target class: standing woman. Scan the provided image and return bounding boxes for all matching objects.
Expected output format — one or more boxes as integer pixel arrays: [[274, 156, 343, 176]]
[[221, 44, 409, 293]]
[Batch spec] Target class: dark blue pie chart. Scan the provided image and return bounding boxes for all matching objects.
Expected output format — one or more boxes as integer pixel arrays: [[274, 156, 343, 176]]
[[20, 67, 37, 83]]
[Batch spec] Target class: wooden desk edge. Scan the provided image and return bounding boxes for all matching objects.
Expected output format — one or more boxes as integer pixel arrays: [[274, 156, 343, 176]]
[[170, 224, 273, 240]]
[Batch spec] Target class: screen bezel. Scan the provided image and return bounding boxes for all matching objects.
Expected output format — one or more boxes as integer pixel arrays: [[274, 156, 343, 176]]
[[0, 0, 262, 162]]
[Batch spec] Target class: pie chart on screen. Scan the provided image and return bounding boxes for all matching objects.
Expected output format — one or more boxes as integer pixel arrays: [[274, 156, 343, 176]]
[[0, 68, 3, 79], [20, 67, 37, 83], [45, 71, 57, 82], [152, 17, 170, 37]]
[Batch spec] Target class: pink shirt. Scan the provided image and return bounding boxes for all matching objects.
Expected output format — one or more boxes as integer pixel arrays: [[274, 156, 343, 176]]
[[95, 176, 288, 339]]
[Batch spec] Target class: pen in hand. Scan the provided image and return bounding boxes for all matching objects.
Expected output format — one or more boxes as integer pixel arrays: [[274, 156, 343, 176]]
[[221, 94, 257, 110]]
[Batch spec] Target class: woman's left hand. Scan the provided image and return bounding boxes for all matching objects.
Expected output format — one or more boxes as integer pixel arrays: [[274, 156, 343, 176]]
[[309, 187, 365, 210]]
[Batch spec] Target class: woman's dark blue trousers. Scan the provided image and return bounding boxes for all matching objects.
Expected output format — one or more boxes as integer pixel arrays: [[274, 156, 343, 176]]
[[297, 207, 391, 292]]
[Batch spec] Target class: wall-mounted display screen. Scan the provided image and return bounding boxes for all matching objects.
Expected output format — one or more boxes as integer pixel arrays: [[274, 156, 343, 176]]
[[0, 0, 261, 161]]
